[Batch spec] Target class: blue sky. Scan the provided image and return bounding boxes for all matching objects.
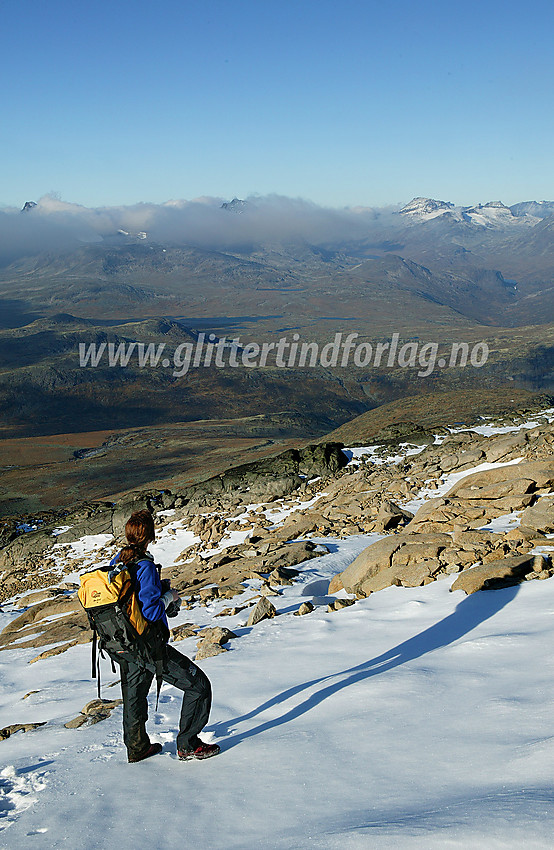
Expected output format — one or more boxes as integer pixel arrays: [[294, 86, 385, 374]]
[[2, 0, 553, 209]]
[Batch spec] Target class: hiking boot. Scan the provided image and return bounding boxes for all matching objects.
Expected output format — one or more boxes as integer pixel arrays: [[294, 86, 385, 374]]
[[177, 739, 220, 761], [128, 742, 163, 763]]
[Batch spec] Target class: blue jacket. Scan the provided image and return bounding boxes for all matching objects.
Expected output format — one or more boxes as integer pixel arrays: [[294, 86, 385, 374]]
[[110, 551, 169, 630]]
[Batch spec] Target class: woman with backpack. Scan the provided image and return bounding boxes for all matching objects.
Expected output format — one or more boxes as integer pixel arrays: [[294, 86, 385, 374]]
[[110, 509, 220, 764]]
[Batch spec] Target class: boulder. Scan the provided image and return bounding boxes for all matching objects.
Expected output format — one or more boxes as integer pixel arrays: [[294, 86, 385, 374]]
[[64, 699, 122, 728], [365, 558, 441, 593], [328, 598, 356, 611], [266, 541, 321, 569], [170, 623, 198, 641], [453, 478, 536, 501], [450, 554, 536, 594], [439, 547, 478, 570], [269, 565, 299, 585], [445, 460, 554, 498], [334, 532, 452, 596], [328, 573, 345, 594], [334, 536, 405, 594], [404, 497, 453, 532], [247, 596, 277, 626], [195, 641, 228, 660], [273, 513, 327, 541], [198, 586, 219, 602], [484, 432, 528, 463], [82, 699, 122, 716], [196, 626, 237, 646], [391, 541, 445, 568], [64, 714, 89, 729], [218, 583, 248, 599], [374, 500, 414, 532], [298, 443, 348, 476], [111, 493, 155, 541], [520, 497, 554, 534], [451, 528, 500, 546], [294, 601, 314, 616]]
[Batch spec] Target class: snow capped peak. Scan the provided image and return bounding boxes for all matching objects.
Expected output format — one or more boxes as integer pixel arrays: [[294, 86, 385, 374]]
[[221, 198, 248, 213], [462, 201, 518, 227], [399, 197, 455, 220], [510, 200, 554, 220], [399, 197, 544, 228]]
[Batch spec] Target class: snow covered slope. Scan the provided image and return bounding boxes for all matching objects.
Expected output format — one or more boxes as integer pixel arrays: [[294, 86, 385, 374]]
[[2, 416, 554, 848]]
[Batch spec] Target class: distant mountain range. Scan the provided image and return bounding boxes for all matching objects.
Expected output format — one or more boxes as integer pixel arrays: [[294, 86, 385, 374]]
[[399, 196, 554, 226], [1, 194, 553, 515]]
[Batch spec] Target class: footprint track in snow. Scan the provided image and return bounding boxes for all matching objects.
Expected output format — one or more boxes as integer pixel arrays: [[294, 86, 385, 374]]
[[0, 765, 49, 832]]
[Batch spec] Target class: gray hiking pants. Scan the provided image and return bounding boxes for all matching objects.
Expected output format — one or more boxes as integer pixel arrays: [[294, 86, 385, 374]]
[[118, 644, 212, 759]]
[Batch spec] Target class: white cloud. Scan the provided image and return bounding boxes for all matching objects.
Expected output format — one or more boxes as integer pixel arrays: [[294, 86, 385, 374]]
[[0, 193, 397, 266]]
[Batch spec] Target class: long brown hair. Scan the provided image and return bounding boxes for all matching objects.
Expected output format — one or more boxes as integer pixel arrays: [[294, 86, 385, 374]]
[[119, 509, 155, 564]]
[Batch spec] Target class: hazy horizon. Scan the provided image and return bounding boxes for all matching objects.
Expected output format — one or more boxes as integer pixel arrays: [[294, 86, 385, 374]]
[[1, 191, 551, 268], [2, 0, 554, 209]]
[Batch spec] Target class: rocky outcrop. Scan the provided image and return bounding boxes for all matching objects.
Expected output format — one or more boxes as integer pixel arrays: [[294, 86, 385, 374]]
[[330, 532, 452, 596], [450, 555, 538, 594], [520, 496, 554, 534], [177, 443, 347, 508], [163, 538, 324, 601], [0, 526, 58, 570], [0, 594, 90, 652], [3, 405, 554, 665], [364, 422, 435, 446], [405, 460, 554, 534]]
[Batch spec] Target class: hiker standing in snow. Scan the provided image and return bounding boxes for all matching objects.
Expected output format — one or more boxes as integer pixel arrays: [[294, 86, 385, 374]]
[[110, 510, 220, 763]]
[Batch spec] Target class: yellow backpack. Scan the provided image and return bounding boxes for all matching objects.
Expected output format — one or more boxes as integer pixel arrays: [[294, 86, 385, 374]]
[[78, 564, 148, 636], [78, 562, 164, 701]]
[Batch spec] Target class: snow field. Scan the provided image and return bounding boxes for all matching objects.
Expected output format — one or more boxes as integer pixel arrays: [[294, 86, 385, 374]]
[[2, 413, 554, 847]]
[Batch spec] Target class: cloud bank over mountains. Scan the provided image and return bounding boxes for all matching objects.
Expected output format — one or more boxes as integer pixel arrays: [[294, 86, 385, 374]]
[[2, 192, 553, 268], [0, 194, 392, 265]]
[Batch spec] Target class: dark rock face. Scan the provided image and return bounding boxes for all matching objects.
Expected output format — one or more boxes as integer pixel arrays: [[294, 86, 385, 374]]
[[298, 443, 348, 475], [111, 493, 158, 542], [365, 421, 434, 446], [0, 526, 58, 568], [178, 442, 346, 507]]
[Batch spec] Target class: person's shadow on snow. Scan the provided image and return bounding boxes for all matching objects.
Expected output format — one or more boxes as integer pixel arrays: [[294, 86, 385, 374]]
[[212, 585, 519, 748]]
